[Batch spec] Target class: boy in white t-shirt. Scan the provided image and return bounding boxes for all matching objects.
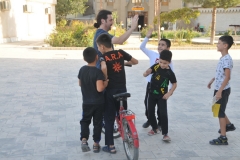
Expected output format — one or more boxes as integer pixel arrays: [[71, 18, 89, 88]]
[[207, 35, 236, 145], [140, 28, 174, 130]]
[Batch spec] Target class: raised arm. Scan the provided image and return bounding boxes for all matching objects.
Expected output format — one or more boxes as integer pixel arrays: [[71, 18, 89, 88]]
[[140, 28, 156, 58], [111, 15, 138, 44]]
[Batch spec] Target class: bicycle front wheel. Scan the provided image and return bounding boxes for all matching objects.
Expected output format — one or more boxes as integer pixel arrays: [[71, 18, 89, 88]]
[[122, 118, 139, 160]]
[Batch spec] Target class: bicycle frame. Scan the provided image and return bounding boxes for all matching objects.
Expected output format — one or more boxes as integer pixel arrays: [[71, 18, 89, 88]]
[[115, 99, 139, 148]]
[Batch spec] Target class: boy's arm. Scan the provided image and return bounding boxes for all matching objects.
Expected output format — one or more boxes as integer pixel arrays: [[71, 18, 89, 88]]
[[78, 79, 81, 86], [96, 79, 109, 92], [112, 15, 138, 44], [207, 78, 215, 89], [143, 68, 152, 77], [140, 28, 155, 58], [100, 58, 107, 79], [125, 57, 138, 66], [215, 68, 231, 100], [163, 83, 177, 100]]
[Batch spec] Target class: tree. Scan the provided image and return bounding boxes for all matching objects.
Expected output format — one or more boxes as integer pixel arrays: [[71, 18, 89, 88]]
[[56, 0, 88, 20], [183, 0, 240, 44], [154, 8, 200, 26]]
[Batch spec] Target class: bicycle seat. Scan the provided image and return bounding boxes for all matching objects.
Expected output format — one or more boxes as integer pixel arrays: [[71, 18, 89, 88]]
[[113, 92, 131, 99]]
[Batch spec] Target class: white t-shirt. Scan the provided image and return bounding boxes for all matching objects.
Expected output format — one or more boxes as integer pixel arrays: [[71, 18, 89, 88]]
[[214, 54, 233, 90], [140, 37, 174, 83]]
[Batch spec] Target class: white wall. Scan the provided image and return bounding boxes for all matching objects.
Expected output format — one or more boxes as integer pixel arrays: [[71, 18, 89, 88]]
[[195, 8, 240, 32], [0, 0, 57, 43]]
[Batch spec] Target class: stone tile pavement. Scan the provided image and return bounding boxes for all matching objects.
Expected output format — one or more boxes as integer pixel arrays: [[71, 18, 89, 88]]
[[0, 48, 240, 160]]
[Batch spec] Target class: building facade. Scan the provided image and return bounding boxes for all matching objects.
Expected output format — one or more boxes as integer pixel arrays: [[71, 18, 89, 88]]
[[0, 0, 57, 43], [69, 0, 240, 33], [186, 3, 240, 33], [68, 0, 183, 30]]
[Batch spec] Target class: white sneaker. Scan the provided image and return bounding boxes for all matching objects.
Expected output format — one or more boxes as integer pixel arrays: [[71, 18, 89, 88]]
[[163, 134, 171, 141]]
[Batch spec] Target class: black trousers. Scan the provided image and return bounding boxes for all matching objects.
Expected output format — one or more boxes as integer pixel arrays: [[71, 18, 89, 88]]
[[104, 88, 127, 146], [144, 82, 161, 125], [80, 103, 104, 142], [148, 94, 168, 135]]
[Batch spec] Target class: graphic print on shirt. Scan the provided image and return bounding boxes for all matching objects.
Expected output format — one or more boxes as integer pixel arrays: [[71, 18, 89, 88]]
[[113, 62, 122, 72], [104, 52, 123, 62], [161, 79, 169, 87], [214, 54, 233, 90]]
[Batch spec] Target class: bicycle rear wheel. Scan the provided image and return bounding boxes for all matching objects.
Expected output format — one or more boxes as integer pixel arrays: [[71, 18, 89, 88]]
[[122, 119, 139, 160]]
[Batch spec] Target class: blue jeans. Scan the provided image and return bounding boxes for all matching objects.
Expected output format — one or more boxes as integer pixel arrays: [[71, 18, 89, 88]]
[[104, 88, 127, 146]]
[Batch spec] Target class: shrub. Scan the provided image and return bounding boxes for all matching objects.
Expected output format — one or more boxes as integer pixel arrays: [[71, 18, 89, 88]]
[[141, 29, 202, 44], [46, 20, 128, 47]]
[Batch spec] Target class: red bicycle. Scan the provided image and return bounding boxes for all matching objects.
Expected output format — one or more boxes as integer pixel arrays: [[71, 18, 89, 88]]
[[113, 92, 139, 160]]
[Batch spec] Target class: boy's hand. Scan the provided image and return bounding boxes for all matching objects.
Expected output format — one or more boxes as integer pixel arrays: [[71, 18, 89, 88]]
[[207, 78, 215, 89], [146, 28, 153, 38], [215, 90, 222, 101], [162, 92, 171, 100]]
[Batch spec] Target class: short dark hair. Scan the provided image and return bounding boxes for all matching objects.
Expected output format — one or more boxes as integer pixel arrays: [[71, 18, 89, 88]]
[[219, 36, 234, 49], [83, 47, 97, 63], [160, 39, 171, 48], [160, 50, 172, 62], [96, 33, 112, 48], [94, 10, 112, 28]]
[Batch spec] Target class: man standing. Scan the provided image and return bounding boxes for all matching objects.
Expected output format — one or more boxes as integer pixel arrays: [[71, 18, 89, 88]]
[[93, 10, 139, 69]]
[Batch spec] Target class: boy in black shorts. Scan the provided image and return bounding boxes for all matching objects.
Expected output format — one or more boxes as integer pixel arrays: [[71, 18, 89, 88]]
[[96, 33, 138, 153], [143, 50, 177, 141], [78, 47, 108, 152], [207, 36, 236, 145]]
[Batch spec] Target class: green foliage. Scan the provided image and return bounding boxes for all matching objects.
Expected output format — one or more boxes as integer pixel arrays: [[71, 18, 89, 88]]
[[154, 8, 200, 25], [56, 0, 88, 19], [45, 21, 127, 47], [112, 11, 118, 26], [224, 29, 233, 36], [140, 29, 202, 44], [203, 24, 211, 37], [183, 0, 240, 8], [46, 20, 95, 47], [108, 25, 125, 37]]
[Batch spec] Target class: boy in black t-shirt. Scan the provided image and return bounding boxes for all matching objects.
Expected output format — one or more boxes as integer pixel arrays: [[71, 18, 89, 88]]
[[143, 50, 177, 141], [96, 33, 138, 154], [78, 47, 108, 153]]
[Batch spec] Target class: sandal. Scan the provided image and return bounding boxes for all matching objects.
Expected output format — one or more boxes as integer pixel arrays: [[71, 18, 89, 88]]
[[81, 140, 90, 152], [93, 144, 101, 153], [209, 136, 228, 145], [102, 145, 116, 154]]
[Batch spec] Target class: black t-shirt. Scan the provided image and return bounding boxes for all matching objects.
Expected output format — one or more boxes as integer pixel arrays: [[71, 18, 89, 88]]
[[78, 66, 105, 104], [103, 49, 132, 89], [150, 63, 177, 97]]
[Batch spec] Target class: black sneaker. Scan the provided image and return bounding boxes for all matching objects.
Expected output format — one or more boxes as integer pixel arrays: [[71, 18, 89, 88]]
[[209, 135, 228, 145], [218, 123, 236, 133], [142, 121, 150, 128]]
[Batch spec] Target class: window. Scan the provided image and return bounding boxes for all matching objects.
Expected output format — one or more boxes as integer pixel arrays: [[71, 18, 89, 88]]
[[107, 0, 114, 6], [162, 0, 169, 6], [132, 0, 142, 4]]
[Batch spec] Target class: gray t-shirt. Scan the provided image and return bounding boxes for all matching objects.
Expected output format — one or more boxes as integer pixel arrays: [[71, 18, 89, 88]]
[[214, 54, 233, 90]]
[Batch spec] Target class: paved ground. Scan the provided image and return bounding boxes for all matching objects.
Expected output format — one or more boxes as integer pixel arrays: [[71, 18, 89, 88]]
[[0, 45, 240, 160]]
